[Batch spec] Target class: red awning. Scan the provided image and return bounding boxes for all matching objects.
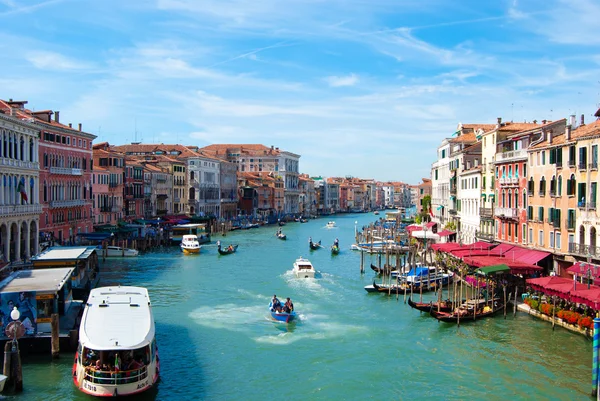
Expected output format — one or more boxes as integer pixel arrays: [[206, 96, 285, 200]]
[[462, 255, 543, 274], [526, 276, 600, 309], [469, 241, 495, 250], [491, 243, 515, 255], [527, 276, 572, 291], [570, 287, 600, 309], [426, 222, 437, 229], [507, 245, 551, 265], [436, 229, 455, 237]]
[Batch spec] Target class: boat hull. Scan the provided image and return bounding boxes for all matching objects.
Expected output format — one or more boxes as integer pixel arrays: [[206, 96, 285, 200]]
[[271, 311, 296, 323], [217, 245, 238, 255], [431, 304, 504, 323], [181, 247, 200, 254]]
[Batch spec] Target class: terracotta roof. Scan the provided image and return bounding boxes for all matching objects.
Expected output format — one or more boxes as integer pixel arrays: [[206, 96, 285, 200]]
[[460, 124, 496, 133], [200, 144, 281, 156], [112, 143, 201, 158], [572, 119, 600, 140]]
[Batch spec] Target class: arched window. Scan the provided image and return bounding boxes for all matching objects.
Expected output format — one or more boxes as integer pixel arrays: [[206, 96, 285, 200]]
[[507, 190, 512, 208], [539, 177, 546, 195], [8, 134, 13, 158], [29, 139, 34, 162], [20, 137, 24, 161], [567, 174, 576, 196], [550, 176, 556, 196], [514, 190, 519, 208], [558, 175, 562, 196], [528, 177, 535, 195]]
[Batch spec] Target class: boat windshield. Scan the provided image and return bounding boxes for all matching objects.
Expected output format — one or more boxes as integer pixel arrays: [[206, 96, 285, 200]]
[[81, 345, 151, 384]]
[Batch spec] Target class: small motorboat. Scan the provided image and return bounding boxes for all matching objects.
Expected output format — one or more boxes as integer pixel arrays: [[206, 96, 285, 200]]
[[98, 245, 139, 257], [292, 256, 316, 278], [374, 211, 380, 215], [180, 234, 201, 254], [269, 298, 296, 323], [217, 243, 238, 255], [326, 221, 336, 228]]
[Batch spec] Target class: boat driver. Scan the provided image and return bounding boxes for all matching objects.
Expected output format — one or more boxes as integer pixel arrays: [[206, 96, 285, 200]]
[[283, 298, 294, 313], [271, 295, 281, 312]]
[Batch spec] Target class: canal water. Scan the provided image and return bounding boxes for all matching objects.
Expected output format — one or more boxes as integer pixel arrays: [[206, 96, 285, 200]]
[[9, 214, 593, 400]]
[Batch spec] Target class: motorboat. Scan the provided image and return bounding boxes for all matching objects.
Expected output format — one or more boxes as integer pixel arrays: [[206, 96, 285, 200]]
[[73, 286, 159, 396], [268, 299, 297, 323], [326, 221, 336, 228], [398, 267, 454, 291], [98, 245, 139, 257], [277, 232, 287, 240], [292, 257, 316, 278], [180, 234, 201, 254]]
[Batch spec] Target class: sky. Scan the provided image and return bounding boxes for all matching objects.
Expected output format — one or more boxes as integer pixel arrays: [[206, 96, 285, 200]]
[[1, 0, 600, 183]]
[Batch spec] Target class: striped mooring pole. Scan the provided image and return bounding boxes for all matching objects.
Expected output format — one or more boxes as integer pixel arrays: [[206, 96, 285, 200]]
[[593, 318, 600, 398]]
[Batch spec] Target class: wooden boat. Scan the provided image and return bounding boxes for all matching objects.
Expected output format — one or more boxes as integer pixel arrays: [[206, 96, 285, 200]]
[[364, 281, 403, 293], [370, 263, 393, 275], [430, 301, 504, 323], [277, 232, 287, 240], [331, 245, 340, 255], [407, 297, 460, 313], [217, 244, 238, 255], [309, 240, 321, 250]]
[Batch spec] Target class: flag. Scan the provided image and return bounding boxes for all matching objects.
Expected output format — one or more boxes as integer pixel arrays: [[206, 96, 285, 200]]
[[17, 177, 27, 202], [429, 205, 434, 217]]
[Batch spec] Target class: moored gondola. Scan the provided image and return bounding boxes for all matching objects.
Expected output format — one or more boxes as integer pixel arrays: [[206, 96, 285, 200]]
[[430, 301, 504, 323], [407, 297, 460, 313]]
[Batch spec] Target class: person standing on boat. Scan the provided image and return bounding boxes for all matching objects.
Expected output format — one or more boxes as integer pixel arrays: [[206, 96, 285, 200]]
[[309, 237, 313, 246], [271, 295, 281, 312], [284, 298, 294, 313], [334, 238, 339, 246]]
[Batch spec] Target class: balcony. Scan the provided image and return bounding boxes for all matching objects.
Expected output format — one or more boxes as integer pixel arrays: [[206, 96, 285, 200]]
[[496, 149, 528, 162], [49, 167, 83, 176], [475, 231, 495, 241], [495, 207, 518, 219], [479, 207, 493, 218], [568, 160, 575, 168], [100, 206, 111, 212], [499, 177, 506, 185], [49, 199, 87, 208], [450, 186, 457, 195], [578, 162, 587, 170], [448, 209, 457, 215], [590, 202, 597, 210], [569, 243, 600, 257], [590, 162, 599, 170], [579, 201, 587, 209], [511, 177, 519, 184], [112, 206, 121, 212], [0, 203, 42, 217], [556, 160, 563, 169], [174, 197, 181, 203], [0, 158, 39, 170]]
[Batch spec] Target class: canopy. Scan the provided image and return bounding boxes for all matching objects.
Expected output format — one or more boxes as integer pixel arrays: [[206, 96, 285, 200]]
[[436, 229, 455, 237], [477, 264, 510, 276], [462, 255, 542, 274], [526, 276, 600, 309], [411, 231, 440, 240]]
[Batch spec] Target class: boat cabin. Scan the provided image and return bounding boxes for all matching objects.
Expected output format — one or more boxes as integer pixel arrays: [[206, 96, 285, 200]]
[[170, 224, 210, 244], [0, 267, 76, 338], [30, 246, 100, 300]]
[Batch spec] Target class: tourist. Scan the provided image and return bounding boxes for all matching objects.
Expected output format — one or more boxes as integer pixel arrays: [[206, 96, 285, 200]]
[[284, 297, 294, 313], [271, 295, 281, 312]]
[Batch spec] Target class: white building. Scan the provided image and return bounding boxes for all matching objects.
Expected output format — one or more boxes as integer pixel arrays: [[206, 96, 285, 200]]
[[0, 112, 42, 262], [188, 155, 221, 217], [431, 139, 452, 226], [279, 151, 301, 214], [457, 167, 482, 245]]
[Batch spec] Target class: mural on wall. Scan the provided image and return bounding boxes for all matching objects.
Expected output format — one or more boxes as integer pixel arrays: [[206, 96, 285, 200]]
[[1, 291, 37, 336]]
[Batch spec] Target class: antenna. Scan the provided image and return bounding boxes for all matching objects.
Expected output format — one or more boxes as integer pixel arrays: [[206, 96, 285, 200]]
[[134, 118, 138, 143], [511, 103, 514, 122]]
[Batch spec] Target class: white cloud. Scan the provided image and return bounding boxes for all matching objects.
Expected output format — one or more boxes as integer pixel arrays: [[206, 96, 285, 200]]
[[325, 73, 359, 87], [25, 50, 92, 71]]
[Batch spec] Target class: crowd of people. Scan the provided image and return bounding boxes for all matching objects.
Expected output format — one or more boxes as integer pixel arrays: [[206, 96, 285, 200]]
[[84, 348, 147, 381]]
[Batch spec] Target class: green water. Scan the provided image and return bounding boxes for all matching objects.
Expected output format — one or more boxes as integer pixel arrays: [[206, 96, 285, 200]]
[[7, 214, 593, 400]]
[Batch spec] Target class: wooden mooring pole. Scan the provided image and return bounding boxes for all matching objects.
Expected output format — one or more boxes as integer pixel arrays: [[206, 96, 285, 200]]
[[51, 313, 60, 358], [3, 340, 23, 392]]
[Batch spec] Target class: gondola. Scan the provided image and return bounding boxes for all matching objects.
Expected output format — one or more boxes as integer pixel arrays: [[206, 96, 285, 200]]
[[331, 245, 340, 255], [277, 233, 287, 240], [430, 302, 504, 323], [407, 297, 459, 313], [278, 221, 286, 227], [369, 281, 403, 294], [370, 263, 393, 275], [217, 244, 238, 255], [309, 240, 321, 250]]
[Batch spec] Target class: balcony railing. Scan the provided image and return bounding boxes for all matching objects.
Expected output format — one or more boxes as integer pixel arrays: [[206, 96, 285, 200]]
[[108, 182, 119, 188], [448, 209, 457, 215], [0, 158, 39, 170], [495, 207, 518, 218], [0, 203, 42, 216], [49, 199, 87, 208], [556, 160, 563, 169], [591, 161, 599, 170], [450, 187, 457, 195], [49, 167, 83, 176], [496, 149, 528, 162], [578, 162, 587, 170], [579, 201, 587, 208], [568, 160, 576, 167], [475, 231, 495, 241], [590, 202, 597, 210], [569, 243, 600, 257], [479, 207, 493, 218], [100, 206, 111, 212], [549, 190, 556, 197]]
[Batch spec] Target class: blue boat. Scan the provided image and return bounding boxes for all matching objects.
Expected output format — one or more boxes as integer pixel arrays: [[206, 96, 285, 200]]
[[269, 301, 296, 323]]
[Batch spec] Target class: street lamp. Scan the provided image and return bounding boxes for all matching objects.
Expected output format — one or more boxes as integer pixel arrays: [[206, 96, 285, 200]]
[[10, 306, 20, 351]]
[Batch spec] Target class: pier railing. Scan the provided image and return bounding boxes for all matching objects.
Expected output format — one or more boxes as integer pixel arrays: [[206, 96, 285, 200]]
[[84, 366, 148, 385]]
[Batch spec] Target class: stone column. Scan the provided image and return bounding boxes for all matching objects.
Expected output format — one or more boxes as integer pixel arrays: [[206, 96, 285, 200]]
[[33, 220, 39, 256], [3, 224, 9, 263], [24, 222, 30, 259], [15, 222, 20, 262]]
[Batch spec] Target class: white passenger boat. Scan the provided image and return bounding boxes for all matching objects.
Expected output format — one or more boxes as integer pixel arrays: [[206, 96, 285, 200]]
[[326, 221, 336, 228], [98, 245, 139, 257], [180, 234, 201, 254], [73, 286, 159, 397], [292, 257, 316, 278]]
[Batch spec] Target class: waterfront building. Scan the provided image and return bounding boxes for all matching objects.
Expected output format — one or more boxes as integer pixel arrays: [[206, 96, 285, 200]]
[[431, 138, 452, 226], [478, 119, 538, 242], [200, 144, 301, 215], [123, 158, 145, 221], [92, 143, 125, 226], [218, 159, 238, 219], [0, 103, 42, 262], [457, 165, 482, 245], [313, 177, 339, 215], [142, 163, 172, 216], [298, 174, 317, 217], [187, 154, 221, 217], [382, 185, 394, 208], [92, 166, 109, 225], [494, 119, 565, 248], [416, 178, 432, 214]]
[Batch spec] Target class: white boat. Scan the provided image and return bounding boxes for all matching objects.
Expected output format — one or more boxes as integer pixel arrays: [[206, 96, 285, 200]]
[[326, 221, 336, 228], [398, 267, 454, 289], [98, 245, 139, 257], [0, 374, 6, 392], [180, 234, 201, 254], [73, 286, 159, 397], [292, 257, 316, 278]]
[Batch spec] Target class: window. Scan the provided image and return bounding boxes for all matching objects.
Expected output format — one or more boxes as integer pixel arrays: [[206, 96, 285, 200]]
[[550, 232, 555, 248], [538, 206, 544, 221], [558, 175, 562, 196], [556, 233, 561, 249], [579, 147, 588, 169], [522, 224, 527, 244], [542, 151, 546, 165], [538, 230, 544, 247], [528, 178, 534, 195], [529, 228, 533, 243], [569, 145, 576, 166]]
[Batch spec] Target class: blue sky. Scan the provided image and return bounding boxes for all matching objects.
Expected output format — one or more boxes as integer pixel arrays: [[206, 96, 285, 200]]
[[1, 0, 600, 183]]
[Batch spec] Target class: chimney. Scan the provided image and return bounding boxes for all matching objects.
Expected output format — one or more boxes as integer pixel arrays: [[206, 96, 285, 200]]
[[497, 117, 502, 126], [547, 129, 553, 144], [533, 119, 537, 124], [542, 119, 546, 124], [54, 111, 59, 123], [565, 125, 572, 140], [78, 123, 82, 131], [570, 114, 576, 127], [581, 114, 585, 126], [68, 123, 72, 128]]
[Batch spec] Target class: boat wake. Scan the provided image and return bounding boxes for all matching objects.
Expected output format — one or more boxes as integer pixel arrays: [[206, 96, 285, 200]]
[[282, 271, 334, 296], [189, 304, 266, 331], [254, 319, 367, 345]]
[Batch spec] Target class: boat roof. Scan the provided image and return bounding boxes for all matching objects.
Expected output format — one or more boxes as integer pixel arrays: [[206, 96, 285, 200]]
[[182, 234, 198, 239], [173, 223, 206, 228], [79, 286, 155, 351], [31, 246, 97, 262], [0, 268, 74, 293]]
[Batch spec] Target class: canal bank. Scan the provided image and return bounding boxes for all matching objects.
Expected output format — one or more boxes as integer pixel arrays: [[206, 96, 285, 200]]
[[11, 214, 593, 400]]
